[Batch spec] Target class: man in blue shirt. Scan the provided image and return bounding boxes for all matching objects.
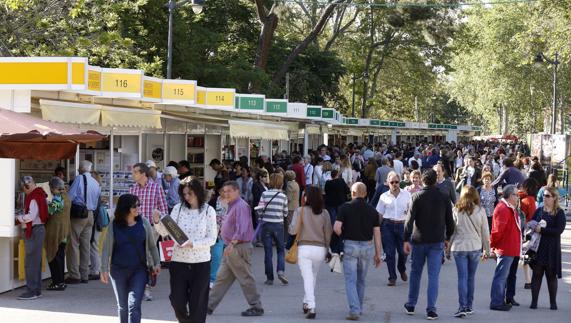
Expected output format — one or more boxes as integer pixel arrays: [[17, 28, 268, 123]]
[[66, 160, 101, 284]]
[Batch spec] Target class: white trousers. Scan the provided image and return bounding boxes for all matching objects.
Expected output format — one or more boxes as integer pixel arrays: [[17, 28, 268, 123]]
[[297, 245, 327, 309]]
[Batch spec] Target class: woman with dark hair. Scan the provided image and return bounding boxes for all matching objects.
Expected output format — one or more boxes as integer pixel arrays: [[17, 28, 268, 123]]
[[288, 186, 332, 319], [518, 178, 538, 290], [153, 179, 217, 323], [100, 194, 160, 323]]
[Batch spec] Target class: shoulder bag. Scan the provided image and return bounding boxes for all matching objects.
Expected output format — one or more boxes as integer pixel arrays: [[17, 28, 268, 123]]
[[253, 191, 280, 240], [70, 174, 89, 219], [285, 207, 304, 264]]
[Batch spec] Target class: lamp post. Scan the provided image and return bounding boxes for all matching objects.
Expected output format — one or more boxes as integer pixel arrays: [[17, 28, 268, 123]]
[[351, 72, 369, 117], [534, 52, 560, 134], [166, 0, 205, 79]]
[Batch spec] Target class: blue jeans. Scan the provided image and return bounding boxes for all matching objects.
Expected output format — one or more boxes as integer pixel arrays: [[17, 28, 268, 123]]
[[210, 238, 224, 283], [343, 240, 374, 315], [262, 222, 285, 280], [453, 250, 481, 309], [110, 266, 148, 323], [406, 242, 444, 313], [381, 221, 407, 281], [490, 255, 514, 307]]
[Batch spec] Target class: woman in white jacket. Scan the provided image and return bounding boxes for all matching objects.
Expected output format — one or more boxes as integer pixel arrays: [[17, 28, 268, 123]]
[[448, 185, 491, 318], [153, 179, 217, 323]]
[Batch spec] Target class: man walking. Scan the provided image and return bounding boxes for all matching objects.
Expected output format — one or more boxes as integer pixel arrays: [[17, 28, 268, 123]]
[[334, 182, 382, 321], [129, 162, 168, 300], [489, 184, 521, 311], [66, 161, 101, 284], [208, 181, 264, 317], [376, 171, 411, 286], [403, 169, 454, 320]]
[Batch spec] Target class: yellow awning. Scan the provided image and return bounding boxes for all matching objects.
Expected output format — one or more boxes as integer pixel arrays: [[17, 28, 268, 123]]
[[229, 120, 289, 140], [40, 99, 100, 125], [101, 107, 162, 129]]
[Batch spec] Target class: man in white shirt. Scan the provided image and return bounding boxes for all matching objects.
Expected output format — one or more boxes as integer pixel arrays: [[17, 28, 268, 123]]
[[376, 171, 411, 286], [393, 151, 404, 177], [303, 156, 314, 187]]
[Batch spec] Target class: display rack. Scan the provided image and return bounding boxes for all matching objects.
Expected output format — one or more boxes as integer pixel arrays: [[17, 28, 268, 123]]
[[187, 135, 205, 180]]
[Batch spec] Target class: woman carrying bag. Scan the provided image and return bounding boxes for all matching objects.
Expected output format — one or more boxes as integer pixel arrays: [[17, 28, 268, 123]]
[[529, 186, 566, 310], [288, 186, 332, 319], [100, 194, 161, 323], [153, 179, 217, 323]]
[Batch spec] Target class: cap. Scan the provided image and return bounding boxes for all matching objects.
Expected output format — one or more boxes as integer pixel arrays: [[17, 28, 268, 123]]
[[164, 166, 178, 177], [145, 160, 157, 168]]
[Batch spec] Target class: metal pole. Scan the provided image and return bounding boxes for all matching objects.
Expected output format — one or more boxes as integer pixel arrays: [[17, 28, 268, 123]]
[[552, 52, 558, 134], [351, 74, 356, 117], [166, 0, 174, 79], [285, 72, 289, 100]]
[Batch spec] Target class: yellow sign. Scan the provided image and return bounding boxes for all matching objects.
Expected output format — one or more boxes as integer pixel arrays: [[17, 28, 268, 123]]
[[88, 69, 101, 91], [71, 62, 86, 85], [197, 88, 206, 105], [163, 82, 196, 101], [206, 91, 234, 106], [0, 62, 67, 84], [143, 79, 162, 99], [101, 71, 142, 94]]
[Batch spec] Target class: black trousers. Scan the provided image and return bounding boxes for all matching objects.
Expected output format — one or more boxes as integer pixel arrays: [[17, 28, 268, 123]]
[[169, 261, 211, 323], [48, 242, 66, 285], [531, 263, 558, 306]]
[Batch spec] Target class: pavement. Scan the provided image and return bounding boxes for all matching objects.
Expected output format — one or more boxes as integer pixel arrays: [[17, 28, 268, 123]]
[[1, 220, 571, 323]]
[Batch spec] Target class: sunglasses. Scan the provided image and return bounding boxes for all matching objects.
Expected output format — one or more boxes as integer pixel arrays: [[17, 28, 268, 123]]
[[543, 194, 553, 198], [389, 181, 399, 184]]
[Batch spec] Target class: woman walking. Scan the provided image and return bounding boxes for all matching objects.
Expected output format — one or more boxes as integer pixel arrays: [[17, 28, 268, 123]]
[[478, 172, 498, 231], [100, 194, 161, 323], [258, 173, 289, 285], [289, 186, 332, 319], [530, 187, 567, 310], [405, 170, 423, 194], [449, 185, 490, 318], [153, 179, 217, 322]]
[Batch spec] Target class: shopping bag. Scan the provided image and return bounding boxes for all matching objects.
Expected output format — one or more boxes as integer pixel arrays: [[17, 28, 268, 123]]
[[328, 253, 343, 274]]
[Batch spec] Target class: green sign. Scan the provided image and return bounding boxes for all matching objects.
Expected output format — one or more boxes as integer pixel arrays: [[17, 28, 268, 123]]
[[321, 109, 334, 118], [266, 101, 287, 113], [307, 105, 321, 117], [428, 124, 436, 129], [346, 118, 358, 125], [370, 119, 381, 126], [237, 96, 264, 111], [380, 121, 390, 126]]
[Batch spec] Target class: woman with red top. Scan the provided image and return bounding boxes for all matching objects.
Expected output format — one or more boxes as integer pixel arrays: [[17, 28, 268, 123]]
[[518, 178, 539, 290]]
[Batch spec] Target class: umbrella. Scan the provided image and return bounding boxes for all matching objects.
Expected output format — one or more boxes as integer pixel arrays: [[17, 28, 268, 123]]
[[0, 108, 105, 160]]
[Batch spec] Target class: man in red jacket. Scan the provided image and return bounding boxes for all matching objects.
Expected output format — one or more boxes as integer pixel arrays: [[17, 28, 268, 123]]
[[489, 184, 522, 311], [291, 156, 306, 199]]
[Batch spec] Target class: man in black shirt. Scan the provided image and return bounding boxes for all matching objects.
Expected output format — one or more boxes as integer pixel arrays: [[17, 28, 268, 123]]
[[334, 182, 382, 321], [403, 169, 455, 320]]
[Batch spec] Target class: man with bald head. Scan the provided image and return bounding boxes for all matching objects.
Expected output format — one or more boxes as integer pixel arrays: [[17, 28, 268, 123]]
[[334, 182, 382, 321]]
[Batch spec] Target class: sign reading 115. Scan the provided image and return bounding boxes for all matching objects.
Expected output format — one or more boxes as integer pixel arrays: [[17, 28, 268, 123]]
[[115, 79, 128, 88], [173, 88, 184, 96]]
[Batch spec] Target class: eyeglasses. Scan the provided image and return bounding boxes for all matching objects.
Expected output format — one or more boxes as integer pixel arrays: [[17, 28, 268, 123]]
[[543, 194, 553, 198], [389, 181, 399, 184]]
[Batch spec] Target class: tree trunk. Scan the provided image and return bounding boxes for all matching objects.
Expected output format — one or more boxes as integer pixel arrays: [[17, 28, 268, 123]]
[[271, 0, 345, 86], [254, 12, 278, 71]]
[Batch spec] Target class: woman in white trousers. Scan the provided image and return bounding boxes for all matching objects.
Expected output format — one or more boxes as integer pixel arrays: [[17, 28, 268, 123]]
[[289, 186, 332, 319]]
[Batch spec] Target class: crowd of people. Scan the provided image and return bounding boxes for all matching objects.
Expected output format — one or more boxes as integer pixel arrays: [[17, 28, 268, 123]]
[[14, 139, 568, 322]]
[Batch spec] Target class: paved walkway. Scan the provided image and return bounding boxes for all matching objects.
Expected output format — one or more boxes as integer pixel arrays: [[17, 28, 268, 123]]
[[1, 219, 571, 323]]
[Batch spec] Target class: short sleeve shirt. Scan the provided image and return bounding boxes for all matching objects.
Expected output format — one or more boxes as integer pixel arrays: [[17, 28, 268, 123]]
[[376, 189, 411, 221], [336, 198, 380, 241]]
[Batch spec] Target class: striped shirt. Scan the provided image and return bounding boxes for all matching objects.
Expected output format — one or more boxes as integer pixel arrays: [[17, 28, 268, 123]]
[[258, 189, 288, 223], [129, 180, 168, 223]]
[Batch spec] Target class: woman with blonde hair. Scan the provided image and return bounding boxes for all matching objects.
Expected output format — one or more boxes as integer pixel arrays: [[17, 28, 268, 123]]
[[405, 170, 422, 194], [319, 161, 333, 193], [530, 186, 566, 310], [339, 155, 353, 187], [448, 185, 490, 318]]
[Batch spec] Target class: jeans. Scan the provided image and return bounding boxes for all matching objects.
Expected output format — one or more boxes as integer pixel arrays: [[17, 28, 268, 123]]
[[490, 255, 514, 307], [453, 250, 481, 309], [506, 256, 519, 301], [381, 221, 407, 281], [406, 242, 444, 313], [261, 222, 285, 281], [343, 240, 374, 315], [298, 245, 327, 309], [110, 265, 148, 323], [210, 238, 224, 283]]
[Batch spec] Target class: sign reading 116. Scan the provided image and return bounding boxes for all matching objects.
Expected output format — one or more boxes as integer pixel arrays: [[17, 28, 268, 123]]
[[115, 79, 128, 88]]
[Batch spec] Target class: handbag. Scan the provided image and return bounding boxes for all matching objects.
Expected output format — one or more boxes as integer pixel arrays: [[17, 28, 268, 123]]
[[70, 174, 89, 219], [328, 253, 343, 274], [95, 202, 110, 231], [253, 191, 280, 240], [285, 207, 304, 264]]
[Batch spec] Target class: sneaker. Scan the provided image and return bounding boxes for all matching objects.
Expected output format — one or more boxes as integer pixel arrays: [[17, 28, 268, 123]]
[[453, 309, 466, 318], [144, 286, 153, 301], [46, 283, 66, 291], [404, 304, 415, 315], [464, 308, 473, 315], [264, 279, 273, 285], [18, 291, 39, 300], [345, 313, 360, 321], [387, 279, 396, 286], [241, 307, 264, 316], [277, 273, 289, 285], [426, 311, 439, 320]]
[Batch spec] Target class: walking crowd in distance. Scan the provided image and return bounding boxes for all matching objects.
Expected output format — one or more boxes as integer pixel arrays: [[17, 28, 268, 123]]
[[15, 139, 567, 322]]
